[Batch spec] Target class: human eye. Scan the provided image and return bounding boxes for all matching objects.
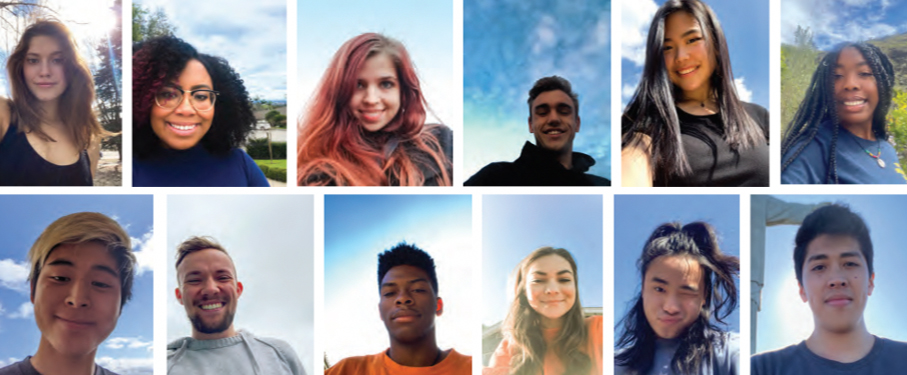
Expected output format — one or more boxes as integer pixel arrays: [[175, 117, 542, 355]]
[[559, 277, 572, 283], [811, 264, 826, 271], [688, 36, 702, 44], [52, 58, 64, 65], [92, 281, 112, 288], [192, 92, 210, 101], [380, 80, 395, 89], [653, 286, 665, 293], [185, 278, 201, 284], [26, 58, 38, 64], [663, 44, 673, 52], [49, 275, 70, 283]]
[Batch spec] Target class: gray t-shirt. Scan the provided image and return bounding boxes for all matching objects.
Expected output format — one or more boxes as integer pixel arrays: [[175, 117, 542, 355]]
[[0, 357, 116, 375], [167, 330, 305, 375], [751, 336, 907, 375], [615, 332, 739, 375]]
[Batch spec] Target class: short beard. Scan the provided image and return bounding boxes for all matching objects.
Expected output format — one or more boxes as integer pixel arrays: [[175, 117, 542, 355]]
[[190, 309, 235, 335]]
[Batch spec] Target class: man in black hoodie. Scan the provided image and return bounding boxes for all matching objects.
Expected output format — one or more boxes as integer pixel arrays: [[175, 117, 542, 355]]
[[465, 76, 610, 186]]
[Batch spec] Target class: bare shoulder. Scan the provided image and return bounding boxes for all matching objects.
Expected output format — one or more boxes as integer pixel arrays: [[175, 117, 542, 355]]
[[0, 97, 11, 139]]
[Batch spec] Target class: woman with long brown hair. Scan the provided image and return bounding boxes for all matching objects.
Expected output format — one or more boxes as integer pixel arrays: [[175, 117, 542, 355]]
[[297, 33, 452, 186], [485, 247, 603, 375], [0, 20, 108, 186]]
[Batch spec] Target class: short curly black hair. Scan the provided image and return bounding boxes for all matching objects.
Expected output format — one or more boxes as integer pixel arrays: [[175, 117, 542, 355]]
[[377, 242, 438, 294], [793, 204, 874, 284], [132, 35, 255, 158]]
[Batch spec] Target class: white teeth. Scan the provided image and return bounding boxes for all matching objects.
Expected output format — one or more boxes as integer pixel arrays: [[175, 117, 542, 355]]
[[678, 67, 696, 75], [547, 130, 563, 134], [169, 123, 196, 131], [844, 100, 865, 106], [201, 303, 223, 310]]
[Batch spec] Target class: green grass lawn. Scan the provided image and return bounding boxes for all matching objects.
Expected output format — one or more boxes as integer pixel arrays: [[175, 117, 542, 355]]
[[254, 159, 286, 170]]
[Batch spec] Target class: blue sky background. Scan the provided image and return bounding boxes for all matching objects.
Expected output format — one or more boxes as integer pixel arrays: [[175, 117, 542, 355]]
[[614, 195, 740, 345], [0, 195, 153, 374], [136, 0, 286, 100], [756, 195, 907, 353], [167, 195, 314, 375], [782, 0, 907, 50], [324, 195, 472, 365], [482, 195, 603, 327], [298, 1, 454, 132], [464, 0, 611, 180], [621, 0, 769, 109]]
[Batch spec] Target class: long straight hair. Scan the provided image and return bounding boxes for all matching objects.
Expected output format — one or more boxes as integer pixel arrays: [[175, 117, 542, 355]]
[[780, 42, 894, 183], [297, 33, 450, 186], [615, 222, 739, 375], [7, 20, 108, 150], [502, 247, 591, 375], [622, 0, 764, 181]]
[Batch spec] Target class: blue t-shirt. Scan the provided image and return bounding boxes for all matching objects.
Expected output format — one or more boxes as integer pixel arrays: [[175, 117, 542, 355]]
[[134, 146, 269, 187], [782, 122, 907, 184]]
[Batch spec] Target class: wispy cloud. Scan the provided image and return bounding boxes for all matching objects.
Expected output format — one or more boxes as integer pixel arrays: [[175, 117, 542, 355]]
[[782, 0, 901, 49], [95, 357, 153, 375], [0, 259, 29, 292], [8, 302, 32, 319], [735, 77, 753, 102], [131, 230, 155, 276], [104, 337, 153, 351], [622, 0, 658, 66]]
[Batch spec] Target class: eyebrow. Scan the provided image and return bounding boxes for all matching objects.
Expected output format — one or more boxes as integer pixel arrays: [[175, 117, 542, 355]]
[[664, 28, 702, 42], [381, 277, 429, 289], [806, 251, 862, 263], [27, 51, 63, 57], [531, 269, 574, 276], [836, 61, 869, 68], [46, 258, 119, 278], [651, 276, 699, 292]]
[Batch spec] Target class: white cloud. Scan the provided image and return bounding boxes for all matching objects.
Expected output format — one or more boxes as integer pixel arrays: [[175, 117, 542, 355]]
[[622, 83, 638, 102], [95, 357, 153, 375], [131, 230, 155, 276], [782, 0, 899, 49], [105, 337, 153, 350], [532, 15, 557, 54], [0, 259, 29, 292], [735, 77, 753, 103], [622, 0, 658, 66], [8, 302, 32, 319]]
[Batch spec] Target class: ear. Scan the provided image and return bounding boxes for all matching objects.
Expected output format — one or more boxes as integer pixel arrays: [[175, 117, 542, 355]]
[[236, 281, 244, 298], [868, 273, 875, 296], [435, 296, 444, 317], [575, 115, 581, 133], [528, 116, 533, 133], [30, 282, 35, 304], [175, 287, 183, 305], [798, 282, 807, 303]]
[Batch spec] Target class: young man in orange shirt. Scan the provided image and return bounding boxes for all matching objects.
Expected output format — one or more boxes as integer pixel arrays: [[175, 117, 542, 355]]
[[326, 243, 471, 374]]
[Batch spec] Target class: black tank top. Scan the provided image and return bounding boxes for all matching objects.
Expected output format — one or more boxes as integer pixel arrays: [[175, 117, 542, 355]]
[[0, 121, 92, 186]]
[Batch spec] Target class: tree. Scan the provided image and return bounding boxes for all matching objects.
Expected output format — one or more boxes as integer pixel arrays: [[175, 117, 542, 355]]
[[95, 0, 123, 161], [132, 3, 176, 42], [887, 89, 907, 168]]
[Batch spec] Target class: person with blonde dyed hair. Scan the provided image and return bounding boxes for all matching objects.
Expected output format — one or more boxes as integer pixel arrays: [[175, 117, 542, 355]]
[[0, 212, 135, 375], [168, 236, 304, 375]]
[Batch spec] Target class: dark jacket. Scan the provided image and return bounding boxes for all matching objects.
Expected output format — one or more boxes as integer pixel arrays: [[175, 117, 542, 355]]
[[465, 141, 610, 186]]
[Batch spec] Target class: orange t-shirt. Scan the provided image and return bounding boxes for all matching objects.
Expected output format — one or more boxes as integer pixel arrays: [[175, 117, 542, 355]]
[[485, 315, 603, 375], [326, 348, 472, 375]]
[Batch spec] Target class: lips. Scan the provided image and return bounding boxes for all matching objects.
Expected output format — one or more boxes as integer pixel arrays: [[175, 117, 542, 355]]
[[34, 82, 57, 88], [391, 309, 420, 322], [825, 295, 853, 307], [57, 315, 94, 328], [360, 109, 385, 123], [677, 66, 699, 77], [167, 122, 199, 136], [200, 302, 224, 311]]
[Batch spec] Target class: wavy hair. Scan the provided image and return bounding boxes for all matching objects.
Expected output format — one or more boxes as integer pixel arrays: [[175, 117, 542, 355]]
[[616, 222, 739, 375], [7, 19, 108, 150], [622, 0, 764, 181], [502, 247, 590, 375], [297, 33, 450, 186], [132, 35, 254, 158], [781, 42, 894, 183]]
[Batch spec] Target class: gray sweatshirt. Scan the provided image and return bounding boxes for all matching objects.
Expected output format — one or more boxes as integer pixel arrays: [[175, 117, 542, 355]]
[[167, 330, 305, 375]]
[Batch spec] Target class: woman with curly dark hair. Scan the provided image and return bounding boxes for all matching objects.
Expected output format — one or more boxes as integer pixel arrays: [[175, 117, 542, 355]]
[[297, 33, 452, 186], [0, 20, 109, 186], [132, 35, 268, 187]]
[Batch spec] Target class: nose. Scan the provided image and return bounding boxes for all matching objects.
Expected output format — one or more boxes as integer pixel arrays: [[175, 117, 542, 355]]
[[363, 85, 380, 105], [674, 44, 690, 64], [38, 60, 51, 77], [544, 281, 560, 295], [395, 290, 413, 305], [201, 277, 219, 298], [65, 281, 90, 308], [828, 269, 848, 288], [842, 73, 859, 91], [174, 92, 196, 115], [662, 293, 681, 314]]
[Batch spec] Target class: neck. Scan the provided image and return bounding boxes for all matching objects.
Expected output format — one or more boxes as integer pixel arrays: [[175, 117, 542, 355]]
[[840, 121, 875, 141], [192, 325, 238, 341], [37, 98, 61, 124], [682, 82, 712, 105], [805, 320, 874, 363], [31, 337, 96, 375], [540, 315, 564, 329], [387, 332, 444, 367]]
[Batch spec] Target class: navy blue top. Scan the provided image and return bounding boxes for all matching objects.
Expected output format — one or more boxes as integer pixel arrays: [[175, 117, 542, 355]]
[[782, 122, 907, 184], [133, 146, 269, 187], [0, 122, 92, 186]]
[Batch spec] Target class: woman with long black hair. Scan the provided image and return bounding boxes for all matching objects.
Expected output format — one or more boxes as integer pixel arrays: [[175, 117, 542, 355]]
[[781, 42, 905, 184], [622, 0, 768, 187]]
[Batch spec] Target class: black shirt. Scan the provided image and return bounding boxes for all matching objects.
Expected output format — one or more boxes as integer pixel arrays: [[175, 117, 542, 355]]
[[0, 122, 92, 186], [465, 141, 610, 186]]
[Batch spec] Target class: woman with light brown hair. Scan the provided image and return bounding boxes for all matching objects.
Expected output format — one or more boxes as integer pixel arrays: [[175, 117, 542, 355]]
[[485, 247, 603, 375], [0, 20, 108, 186]]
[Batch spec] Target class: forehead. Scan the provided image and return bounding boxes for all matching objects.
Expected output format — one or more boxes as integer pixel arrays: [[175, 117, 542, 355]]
[[526, 254, 572, 274], [27, 35, 63, 54], [664, 11, 701, 37], [531, 90, 573, 108], [836, 47, 869, 68], [382, 264, 430, 284], [804, 234, 863, 261], [358, 53, 397, 78], [177, 248, 235, 276], [44, 242, 117, 271], [174, 59, 212, 87], [644, 254, 703, 286]]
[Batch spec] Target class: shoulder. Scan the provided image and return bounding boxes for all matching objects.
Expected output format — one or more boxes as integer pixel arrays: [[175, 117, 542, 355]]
[[877, 336, 907, 355], [233, 148, 270, 187], [326, 353, 382, 375], [742, 102, 769, 123], [250, 334, 297, 357], [782, 125, 832, 184], [751, 343, 802, 374], [586, 315, 603, 331], [464, 162, 516, 186], [0, 358, 28, 375], [96, 364, 118, 375]]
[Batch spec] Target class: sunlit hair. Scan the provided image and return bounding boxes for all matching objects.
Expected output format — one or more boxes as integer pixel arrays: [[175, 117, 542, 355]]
[[174, 236, 235, 282], [616, 222, 739, 374], [7, 19, 108, 150], [502, 247, 590, 375], [781, 42, 894, 183], [27, 212, 135, 310], [297, 33, 450, 186], [622, 0, 764, 181], [132, 36, 255, 158]]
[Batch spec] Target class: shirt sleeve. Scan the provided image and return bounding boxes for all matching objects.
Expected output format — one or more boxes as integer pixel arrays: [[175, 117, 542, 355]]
[[240, 149, 271, 187], [781, 140, 827, 184]]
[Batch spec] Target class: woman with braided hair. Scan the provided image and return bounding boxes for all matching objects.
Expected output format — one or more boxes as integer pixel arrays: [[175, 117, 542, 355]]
[[781, 42, 907, 184]]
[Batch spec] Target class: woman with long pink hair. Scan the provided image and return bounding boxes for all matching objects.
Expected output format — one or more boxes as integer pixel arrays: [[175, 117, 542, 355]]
[[298, 33, 451, 186]]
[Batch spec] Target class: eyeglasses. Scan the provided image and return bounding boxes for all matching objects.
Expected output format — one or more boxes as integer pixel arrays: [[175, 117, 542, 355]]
[[154, 86, 219, 112]]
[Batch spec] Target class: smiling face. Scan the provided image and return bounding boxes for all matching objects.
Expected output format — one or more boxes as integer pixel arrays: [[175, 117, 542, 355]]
[[350, 53, 401, 132], [528, 90, 580, 155], [150, 59, 215, 150], [834, 47, 879, 130], [642, 255, 705, 339], [23, 35, 68, 103], [32, 243, 121, 357], [524, 254, 577, 328], [175, 249, 243, 340], [378, 265, 440, 345], [662, 11, 716, 99], [799, 234, 874, 334]]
